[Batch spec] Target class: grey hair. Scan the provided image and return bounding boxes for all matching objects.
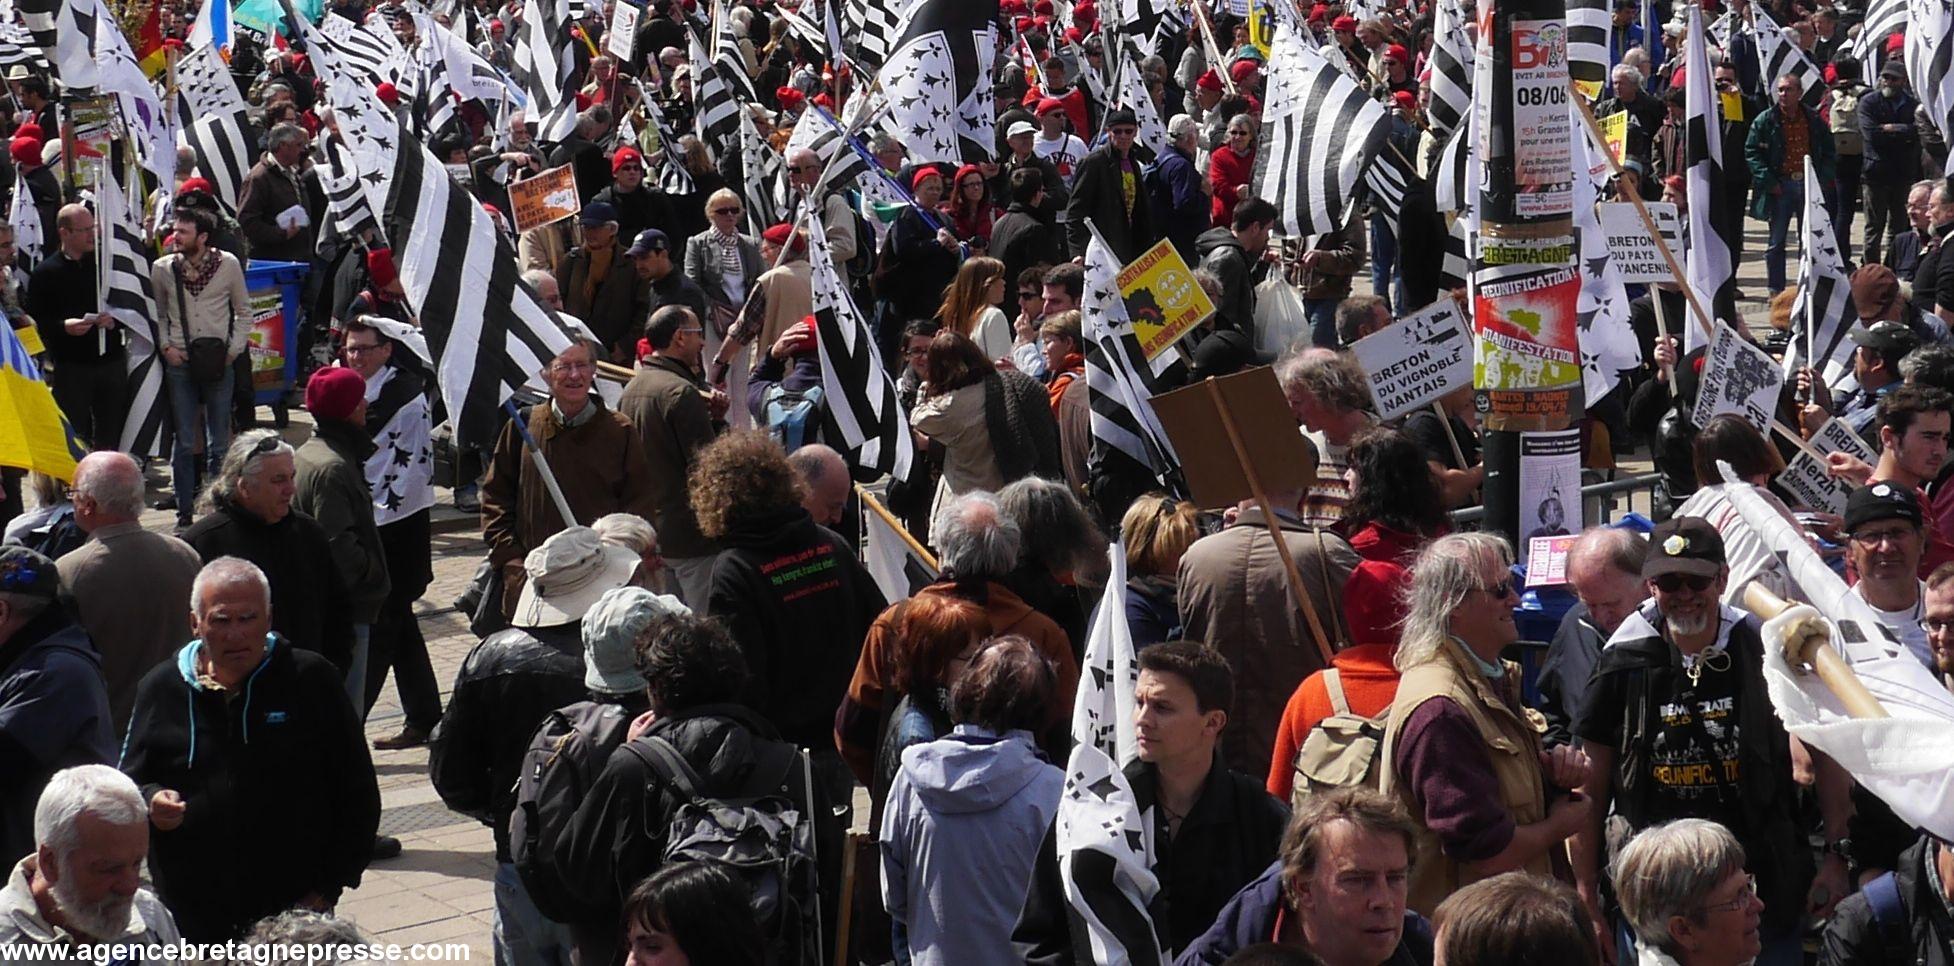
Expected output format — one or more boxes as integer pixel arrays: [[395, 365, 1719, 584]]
[[1613, 819, 1748, 956], [203, 429, 294, 512], [1228, 113, 1257, 135], [1568, 526, 1647, 580], [236, 910, 374, 962], [1902, 344, 1954, 387], [265, 123, 307, 152], [520, 268, 554, 291], [1396, 532, 1513, 671], [1167, 113, 1199, 142], [998, 476, 1104, 581], [1612, 63, 1644, 88], [787, 444, 845, 488], [1192, 268, 1224, 304], [592, 512, 658, 555], [1276, 350, 1376, 414], [868, 132, 902, 155], [934, 491, 1022, 579], [191, 555, 273, 615], [33, 764, 147, 858], [72, 451, 146, 519]]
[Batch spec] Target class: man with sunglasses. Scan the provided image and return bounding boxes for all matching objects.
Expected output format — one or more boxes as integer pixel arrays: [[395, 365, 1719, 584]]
[[1573, 517, 1854, 965]]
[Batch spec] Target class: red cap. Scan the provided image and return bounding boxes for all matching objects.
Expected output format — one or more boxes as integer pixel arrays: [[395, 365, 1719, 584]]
[[305, 366, 367, 423], [375, 82, 400, 106], [366, 248, 400, 289], [776, 85, 805, 110], [1014, 14, 1034, 31], [1229, 59, 1258, 82], [1887, 32, 1906, 53], [1384, 43, 1408, 63], [9, 138, 39, 166], [911, 166, 943, 191], [1392, 90, 1416, 113], [1064, 25, 1084, 44], [1196, 69, 1224, 92], [1036, 96, 1066, 115], [1332, 14, 1357, 31], [178, 176, 215, 196], [612, 145, 644, 173]]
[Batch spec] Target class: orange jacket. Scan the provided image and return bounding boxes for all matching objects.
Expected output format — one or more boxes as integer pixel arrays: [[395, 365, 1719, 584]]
[[1265, 642, 1403, 800]]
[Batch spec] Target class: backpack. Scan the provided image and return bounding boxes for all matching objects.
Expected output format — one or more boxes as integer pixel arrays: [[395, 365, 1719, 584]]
[[1863, 870, 1913, 964], [1831, 85, 1865, 155], [508, 701, 637, 922], [1290, 669, 1389, 807], [13, 506, 84, 561], [625, 734, 822, 966], [762, 382, 825, 454]]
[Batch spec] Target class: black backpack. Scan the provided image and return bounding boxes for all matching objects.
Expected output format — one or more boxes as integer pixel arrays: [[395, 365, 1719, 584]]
[[508, 701, 637, 922], [624, 734, 822, 965]]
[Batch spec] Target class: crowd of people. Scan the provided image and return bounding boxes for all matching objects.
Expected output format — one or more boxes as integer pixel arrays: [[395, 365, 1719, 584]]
[[3, 0, 1954, 960]]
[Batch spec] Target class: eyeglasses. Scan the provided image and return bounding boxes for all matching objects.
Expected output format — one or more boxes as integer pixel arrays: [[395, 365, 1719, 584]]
[[1928, 617, 1954, 635], [676, 326, 704, 335], [343, 342, 385, 355], [712, 206, 743, 215], [1652, 572, 1716, 593], [1478, 579, 1517, 600], [1698, 874, 1758, 915], [1851, 526, 1918, 547], [550, 360, 595, 375]]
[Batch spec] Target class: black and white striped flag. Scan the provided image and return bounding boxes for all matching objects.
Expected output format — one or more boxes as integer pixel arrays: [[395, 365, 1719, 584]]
[[783, 102, 875, 195], [1432, 121, 1471, 214], [847, 0, 905, 70], [738, 109, 784, 236], [315, 130, 382, 253], [1113, 52, 1168, 159], [1566, 0, 1610, 97], [1751, 8, 1825, 108], [1361, 141, 1415, 233], [807, 206, 914, 480], [17, 0, 97, 90], [184, 111, 255, 215], [175, 41, 248, 123], [693, 0, 759, 157], [7, 180, 41, 272], [1083, 229, 1181, 491], [877, 0, 999, 163], [640, 96, 699, 195], [513, 0, 579, 141], [1684, 4, 1734, 351], [1425, 0, 1472, 142], [1855, 0, 1905, 63], [1785, 155, 1857, 389], [320, 11, 416, 92], [98, 166, 167, 458], [0, 23, 50, 76], [1570, 110, 1640, 403], [1252, 18, 1388, 239], [1905, 0, 1954, 167]]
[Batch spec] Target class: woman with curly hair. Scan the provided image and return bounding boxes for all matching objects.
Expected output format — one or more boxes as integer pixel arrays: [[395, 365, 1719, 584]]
[[1341, 427, 1450, 566], [910, 331, 1063, 540], [689, 430, 885, 814]]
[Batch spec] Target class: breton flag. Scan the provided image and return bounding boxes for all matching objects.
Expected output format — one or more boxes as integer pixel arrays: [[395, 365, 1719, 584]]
[[1783, 155, 1857, 390], [1683, 4, 1734, 351], [1057, 540, 1166, 966], [315, 130, 382, 253], [807, 207, 915, 481], [1434, 110, 1476, 291], [1083, 228, 1182, 493], [7, 181, 41, 273], [693, 0, 761, 158], [1251, 17, 1388, 239], [1113, 53, 1168, 159], [1907, 0, 1954, 171], [846, 0, 905, 70], [16, 0, 98, 91], [1751, 8, 1826, 107], [513, 0, 578, 141], [1361, 141, 1416, 234], [0, 23, 51, 75], [1855, 0, 1904, 63], [783, 101, 877, 196], [184, 111, 255, 214], [318, 10, 415, 93], [186, 0, 236, 61], [737, 109, 784, 237], [640, 96, 698, 195], [877, 0, 1000, 163], [1424, 0, 1472, 142], [862, 487, 938, 604], [1566, 0, 1610, 96], [1570, 110, 1641, 404], [174, 41, 248, 123], [1714, 464, 1954, 844], [95, 166, 168, 459]]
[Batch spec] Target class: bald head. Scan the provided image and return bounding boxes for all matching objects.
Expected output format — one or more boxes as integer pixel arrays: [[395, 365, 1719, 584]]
[[71, 452, 145, 528], [788, 147, 821, 188], [788, 444, 850, 526], [1566, 526, 1650, 635]]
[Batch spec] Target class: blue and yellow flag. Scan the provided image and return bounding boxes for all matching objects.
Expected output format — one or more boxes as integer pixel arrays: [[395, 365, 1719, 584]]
[[0, 321, 87, 481]]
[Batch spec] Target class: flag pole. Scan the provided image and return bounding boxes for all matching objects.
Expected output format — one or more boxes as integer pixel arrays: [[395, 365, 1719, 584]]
[[502, 397, 579, 525], [1744, 582, 1891, 719]]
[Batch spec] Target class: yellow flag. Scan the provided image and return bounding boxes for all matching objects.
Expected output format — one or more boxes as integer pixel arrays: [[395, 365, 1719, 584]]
[[0, 321, 87, 480]]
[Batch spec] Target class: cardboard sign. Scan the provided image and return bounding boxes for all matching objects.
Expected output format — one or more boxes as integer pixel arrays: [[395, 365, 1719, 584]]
[[608, 0, 640, 60], [1474, 265, 1584, 429], [1117, 239, 1216, 361], [1598, 110, 1628, 164], [508, 164, 581, 233], [1694, 321, 1785, 432], [1720, 90, 1745, 122], [1349, 298, 1473, 420], [1150, 366, 1317, 510], [1597, 202, 1683, 282], [1776, 418, 1876, 514]]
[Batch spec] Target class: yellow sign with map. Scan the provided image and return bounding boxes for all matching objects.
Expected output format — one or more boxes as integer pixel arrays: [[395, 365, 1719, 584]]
[[1599, 110, 1628, 164], [1118, 239, 1216, 361]]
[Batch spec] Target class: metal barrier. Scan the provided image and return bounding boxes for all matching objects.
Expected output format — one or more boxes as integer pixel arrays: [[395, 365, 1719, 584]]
[[1449, 471, 1665, 529]]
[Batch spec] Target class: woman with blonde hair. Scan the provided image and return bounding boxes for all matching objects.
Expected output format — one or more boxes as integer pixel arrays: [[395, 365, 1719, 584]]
[[934, 256, 1014, 361], [1120, 493, 1201, 646]]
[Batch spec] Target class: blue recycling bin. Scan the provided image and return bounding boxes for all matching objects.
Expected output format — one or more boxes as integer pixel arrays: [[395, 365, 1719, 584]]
[[242, 260, 309, 407]]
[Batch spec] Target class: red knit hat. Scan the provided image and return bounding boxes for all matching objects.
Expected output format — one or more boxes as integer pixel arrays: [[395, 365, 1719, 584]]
[[612, 145, 645, 172], [812, 92, 834, 110], [1332, 14, 1357, 31], [776, 85, 805, 110], [305, 366, 367, 423], [1064, 25, 1084, 44], [911, 166, 943, 191], [9, 138, 39, 166], [1229, 59, 1258, 82], [375, 82, 400, 106], [178, 176, 216, 197], [1307, 6, 1327, 23], [1886, 32, 1906, 54], [366, 248, 400, 289], [1014, 14, 1035, 32], [761, 222, 805, 251], [1196, 69, 1224, 92], [12, 123, 42, 142]]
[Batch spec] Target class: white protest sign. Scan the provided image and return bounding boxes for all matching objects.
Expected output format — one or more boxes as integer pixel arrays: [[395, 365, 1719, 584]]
[[1348, 298, 1474, 420], [608, 0, 641, 60], [1597, 202, 1682, 282], [1776, 418, 1876, 514], [1694, 321, 1784, 431]]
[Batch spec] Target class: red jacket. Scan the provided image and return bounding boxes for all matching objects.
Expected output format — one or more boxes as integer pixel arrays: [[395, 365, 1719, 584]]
[[1208, 144, 1256, 227]]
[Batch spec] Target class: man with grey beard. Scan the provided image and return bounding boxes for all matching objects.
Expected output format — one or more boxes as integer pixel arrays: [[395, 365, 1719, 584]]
[[0, 765, 181, 955], [1568, 517, 1854, 965]]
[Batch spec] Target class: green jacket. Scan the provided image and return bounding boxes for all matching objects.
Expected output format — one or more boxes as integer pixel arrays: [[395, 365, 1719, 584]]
[[293, 418, 391, 624], [1745, 103, 1836, 219]]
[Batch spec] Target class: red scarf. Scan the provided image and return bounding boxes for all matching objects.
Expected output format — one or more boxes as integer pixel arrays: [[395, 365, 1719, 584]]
[[1047, 353, 1085, 415]]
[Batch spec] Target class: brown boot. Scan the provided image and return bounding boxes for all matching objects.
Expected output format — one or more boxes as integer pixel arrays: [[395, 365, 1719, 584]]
[[372, 725, 429, 750]]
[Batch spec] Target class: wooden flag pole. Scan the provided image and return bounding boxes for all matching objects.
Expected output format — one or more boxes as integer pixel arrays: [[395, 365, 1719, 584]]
[[857, 484, 940, 570], [1202, 377, 1336, 667], [1743, 583, 1890, 719], [1432, 400, 1470, 470]]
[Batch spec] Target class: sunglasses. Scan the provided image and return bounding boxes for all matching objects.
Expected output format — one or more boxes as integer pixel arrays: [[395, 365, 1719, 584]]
[[1479, 579, 1516, 599], [713, 207, 743, 215], [1652, 572, 1715, 593]]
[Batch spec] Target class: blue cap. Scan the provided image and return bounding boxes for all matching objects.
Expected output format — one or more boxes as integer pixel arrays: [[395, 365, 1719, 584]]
[[626, 228, 670, 256], [580, 201, 619, 226]]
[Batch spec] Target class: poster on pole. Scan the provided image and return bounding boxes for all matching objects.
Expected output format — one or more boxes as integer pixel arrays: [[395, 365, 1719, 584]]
[[1775, 418, 1876, 515], [1598, 110, 1628, 164], [65, 97, 114, 191], [1117, 238, 1217, 361], [508, 164, 582, 233], [1693, 320, 1784, 431], [1509, 19, 1573, 217], [1518, 429, 1582, 560], [1349, 298, 1473, 419], [608, 1, 640, 60], [1598, 202, 1683, 281], [1473, 265, 1584, 429]]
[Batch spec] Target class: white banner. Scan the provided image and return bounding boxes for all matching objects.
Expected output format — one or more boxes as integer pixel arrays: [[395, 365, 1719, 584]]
[[1597, 202, 1682, 282], [1348, 298, 1474, 420], [1694, 321, 1784, 432]]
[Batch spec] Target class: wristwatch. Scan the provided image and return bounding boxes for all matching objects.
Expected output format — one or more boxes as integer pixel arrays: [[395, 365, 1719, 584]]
[[1826, 837, 1854, 859]]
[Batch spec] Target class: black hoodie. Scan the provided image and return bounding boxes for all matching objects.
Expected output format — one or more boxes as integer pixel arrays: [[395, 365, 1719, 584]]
[[182, 500, 355, 672], [1195, 226, 1259, 333], [0, 608, 114, 864], [119, 636, 380, 941], [704, 505, 886, 749]]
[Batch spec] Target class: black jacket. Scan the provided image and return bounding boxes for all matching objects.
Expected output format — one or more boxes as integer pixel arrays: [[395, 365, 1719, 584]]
[[1822, 837, 1954, 966], [1537, 602, 1606, 749], [880, 205, 962, 322], [557, 702, 839, 966], [990, 203, 1061, 292], [1014, 755, 1289, 961], [0, 609, 114, 865], [705, 505, 885, 749], [591, 183, 681, 251], [427, 622, 586, 861], [183, 500, 355, 672], [1195, 227, 1259, 333], [119, 636, 379, 941], [1173, 860, 1435, 964], [1066, 144, 1156, 263]]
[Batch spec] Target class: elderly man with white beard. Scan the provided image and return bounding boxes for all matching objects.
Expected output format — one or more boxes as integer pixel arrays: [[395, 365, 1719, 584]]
[[0, 765, 181, 955]]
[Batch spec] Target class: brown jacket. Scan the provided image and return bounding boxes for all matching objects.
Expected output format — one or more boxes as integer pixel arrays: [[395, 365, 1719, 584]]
[[1055, 373, 1090, 497], [481, 399, 658, 612], [55, 522, 202, 731], [616, 355, 719, 559], [1291, 224, 1366, 302], [1379, 637, 1550, 915], [1177, 507, 1358, 775]]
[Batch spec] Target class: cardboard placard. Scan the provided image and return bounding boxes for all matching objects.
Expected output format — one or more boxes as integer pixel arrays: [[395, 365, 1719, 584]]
[[1598, 110, 1628, 164], [1694, 320, 1784, 432], [1597, 202, 1682, 282], [608, 0, 640, 60], [508, 164, 582, 233], [1349, 297, 1473, 419], [1150, 365, 1316, 510], [1775, 418, 1875, 514], [1118, 239, 1216, 361]]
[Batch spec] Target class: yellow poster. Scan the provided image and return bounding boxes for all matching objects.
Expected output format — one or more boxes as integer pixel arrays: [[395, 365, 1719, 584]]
[[1720, 91, 1745, 122], [1118, 239, 1216, 361], [1599, 110, 1628, 164], [1574, 79, 1603, 101], [1247, 1, 1272, 59]]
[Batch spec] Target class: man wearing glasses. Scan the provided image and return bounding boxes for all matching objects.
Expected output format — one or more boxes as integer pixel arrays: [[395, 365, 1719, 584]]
[[784, 147, 858, 273], [1572, 517, 1853, 964]]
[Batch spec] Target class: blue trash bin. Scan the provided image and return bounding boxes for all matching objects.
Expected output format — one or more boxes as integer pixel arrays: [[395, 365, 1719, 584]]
[[242, 260, 309, 408]]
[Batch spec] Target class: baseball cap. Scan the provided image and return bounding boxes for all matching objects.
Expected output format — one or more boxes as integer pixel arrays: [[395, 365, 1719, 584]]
[[1850, 264, 1902, 320], [1643, 517, 1724, 579], [1844, 481, 1924, 533], [1104, 107, 1139, 129], [626, 228, 671, 256], [580, 201, 619, 226], [1847, 318, 1921, 356], [0, 546, 59, 601], [1007, 120, 1037, 137], [581, 586, 691, 694]]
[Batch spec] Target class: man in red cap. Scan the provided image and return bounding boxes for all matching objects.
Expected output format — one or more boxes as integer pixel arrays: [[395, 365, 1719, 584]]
[[1379, 43, 1414, 96], [1033, 95, 1088, 181], [293, 364, 390, 712], [590, 144, 678, 249], [1333, 15, 1366, 76]]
